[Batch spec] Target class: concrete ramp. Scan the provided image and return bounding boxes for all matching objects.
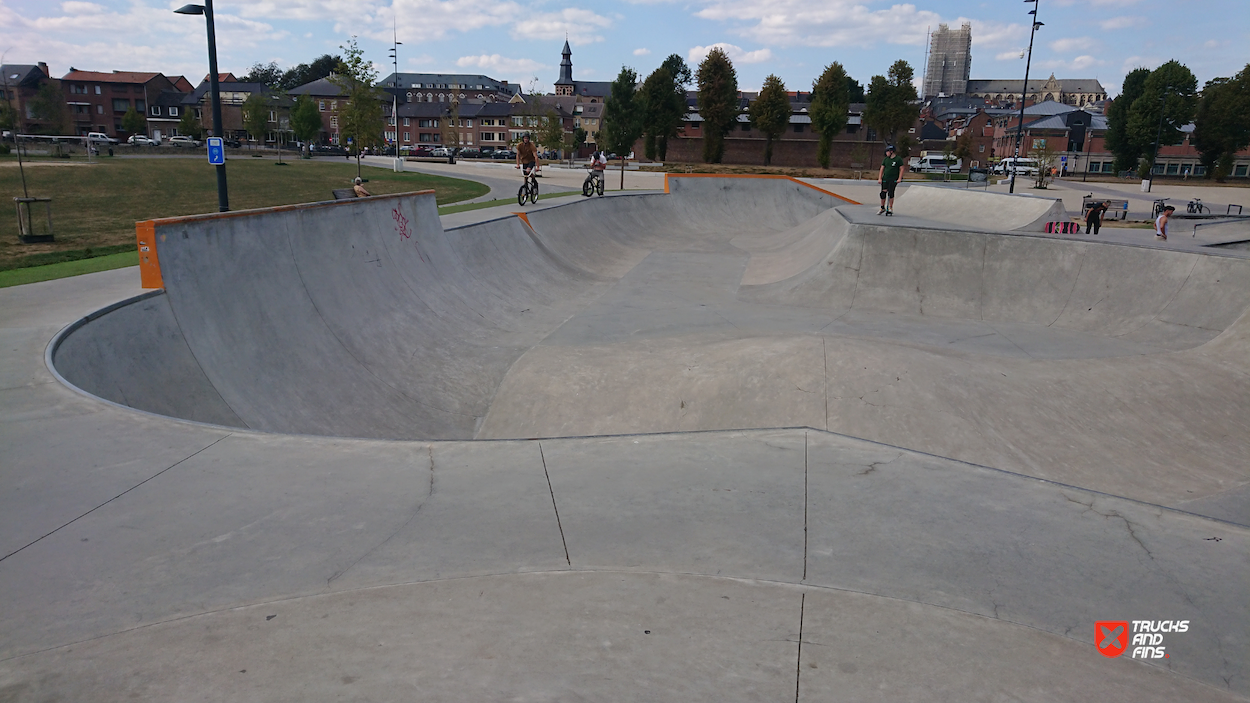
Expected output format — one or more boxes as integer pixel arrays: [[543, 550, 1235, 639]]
[[894, 185, 1066, 231]]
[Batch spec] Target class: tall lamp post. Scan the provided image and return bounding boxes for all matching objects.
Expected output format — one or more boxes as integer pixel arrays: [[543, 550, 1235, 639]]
[[1146, 94, 1166, 193], [388, 27, 402, 168], [175, 1, 229, 212], [1009, 0, 1043, 194]]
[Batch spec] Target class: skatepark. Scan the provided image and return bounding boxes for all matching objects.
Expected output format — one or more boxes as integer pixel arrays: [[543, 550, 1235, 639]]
[[2, 173, 1247, 700]]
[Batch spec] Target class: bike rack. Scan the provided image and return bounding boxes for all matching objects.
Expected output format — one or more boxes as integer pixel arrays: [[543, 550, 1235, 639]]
[[1230, 204, 1244, 215]]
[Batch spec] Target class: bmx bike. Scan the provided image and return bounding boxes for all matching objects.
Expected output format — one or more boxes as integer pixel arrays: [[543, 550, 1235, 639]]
[[1186, 198, 1209, 214], [517, 165, 539, 206], [582, 169, 605, 197]]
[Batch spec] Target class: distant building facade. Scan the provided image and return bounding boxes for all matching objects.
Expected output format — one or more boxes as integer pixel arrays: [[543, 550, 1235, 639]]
[[923, 23, 972, 98], [553, 41, 612, 102], [966, 74, 1106, 107]]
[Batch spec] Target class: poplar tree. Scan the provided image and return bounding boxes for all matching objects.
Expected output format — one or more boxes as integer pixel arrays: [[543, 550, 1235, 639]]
[[748, 74, 790, 166], [696, 47, 739, 163], [810, 62, 850, 168]]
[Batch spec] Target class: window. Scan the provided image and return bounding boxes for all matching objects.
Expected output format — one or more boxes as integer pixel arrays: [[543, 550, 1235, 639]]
[[1235, 164, 1249, 177], [95, 85, 101, 94], [978, 145, 985, 152], [97, 105, 104, 114], [170, 106, 178, 116], [512, 117, 523, 126], [1194, 164, 1207, 176], [403, 117, 410, 126], [330, 116, 338, 127], [403, 132, 410, 142], [1165, 163, 1179, 175], [319, 101, 325, 111], [418, 119, 438, 128], [269, 111, 276, 123], [1088, 161, 1102, 173], [135, 100, 145, 112], [151, 106, 162, 116], [71, 84, 87, 94], [1102, 162, 1114, 173], [331, 101, 337, 110], [112, 98, 130, 112]]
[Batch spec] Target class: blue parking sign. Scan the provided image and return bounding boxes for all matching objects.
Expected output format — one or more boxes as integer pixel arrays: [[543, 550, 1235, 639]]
[[206, 137, 224, 165]]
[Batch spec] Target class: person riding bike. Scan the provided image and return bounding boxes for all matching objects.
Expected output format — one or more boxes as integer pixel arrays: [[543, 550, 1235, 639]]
[[515, 134, 539, 179], [584, 149, 608, 193]]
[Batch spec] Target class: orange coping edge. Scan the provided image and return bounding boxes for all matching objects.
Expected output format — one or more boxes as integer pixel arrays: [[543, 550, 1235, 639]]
[[133, 190, 437, 290], [513, 212, 533, 229], [663, 172, 859, 204]]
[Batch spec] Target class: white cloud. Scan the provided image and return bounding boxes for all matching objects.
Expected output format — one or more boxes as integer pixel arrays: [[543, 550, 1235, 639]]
[[1203, 39, 1220, 49], [968, 20, 1028, 50], [688, 42, 772, 66], [633, 48, 651, 56], [692, 0, 939, 48], [511, 8, 612, 45], [1049, 37, 1093, 53], [1054, 0, 1143, 6], [456, 54, 546, 75], [1099, 16, 1144, 30], [1039, 55, 1104, 72], [995, 50, 1025, 61]]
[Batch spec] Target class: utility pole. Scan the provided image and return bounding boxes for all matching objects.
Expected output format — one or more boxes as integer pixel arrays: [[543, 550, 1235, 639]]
[[1010, 0, 1043, 194], [389, 23, 402, 170], [1146, 94, 1166, 193]]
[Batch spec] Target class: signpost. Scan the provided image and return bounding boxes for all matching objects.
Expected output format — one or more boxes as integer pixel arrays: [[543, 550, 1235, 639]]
[[206, 136, 225, 165]]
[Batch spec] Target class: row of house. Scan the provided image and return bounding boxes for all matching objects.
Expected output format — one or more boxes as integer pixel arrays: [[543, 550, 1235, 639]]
[[5, 50, 1247, 176]]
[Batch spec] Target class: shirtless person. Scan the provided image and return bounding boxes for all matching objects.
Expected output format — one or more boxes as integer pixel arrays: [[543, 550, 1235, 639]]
[[352, 177, 371, 197]]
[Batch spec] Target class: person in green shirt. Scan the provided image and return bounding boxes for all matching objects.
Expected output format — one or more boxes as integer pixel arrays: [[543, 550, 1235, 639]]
[[878, 145, 905, 216]]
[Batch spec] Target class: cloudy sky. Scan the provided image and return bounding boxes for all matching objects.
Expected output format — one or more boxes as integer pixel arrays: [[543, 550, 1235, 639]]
[[2, 0, 1246, 97]]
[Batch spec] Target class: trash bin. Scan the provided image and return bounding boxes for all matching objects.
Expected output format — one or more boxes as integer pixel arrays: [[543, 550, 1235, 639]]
[[107, 147, 113, 157]]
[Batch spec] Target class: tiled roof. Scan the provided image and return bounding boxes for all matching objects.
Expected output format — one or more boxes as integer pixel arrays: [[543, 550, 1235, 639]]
[[62, 70, 162, 84]]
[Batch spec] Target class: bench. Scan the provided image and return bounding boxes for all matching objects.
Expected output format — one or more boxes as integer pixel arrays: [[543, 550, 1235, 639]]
[[332, 189, 357, 200], [1082, 196, 1129, 221]]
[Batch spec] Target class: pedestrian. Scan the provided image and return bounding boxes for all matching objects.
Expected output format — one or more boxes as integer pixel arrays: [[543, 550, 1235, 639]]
[[1154, 205, 1174, 240], [1085, 200, 1109, 235], [1183, 166, 1190, 180], [877, 145, 904, 216], [352, 177, 371, 197]]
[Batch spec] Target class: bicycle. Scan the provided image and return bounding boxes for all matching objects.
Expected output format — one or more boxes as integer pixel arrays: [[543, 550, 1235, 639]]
[[1151, 198, 1170, 219], [517, 165, 539, 206], [582, 168, 605, 197], [1186, 198, 1209, 214]]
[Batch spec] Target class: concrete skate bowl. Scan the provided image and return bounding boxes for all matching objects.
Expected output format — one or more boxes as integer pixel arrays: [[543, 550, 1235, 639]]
[[49, 175, 1250, 452]]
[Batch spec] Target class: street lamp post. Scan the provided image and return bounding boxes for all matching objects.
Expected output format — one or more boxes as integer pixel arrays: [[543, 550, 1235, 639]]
[[175, 1, 229, 212], [388, 28, 402, 170], [1146, 94, 1166, 193], [1009, 0, 1043, 194]]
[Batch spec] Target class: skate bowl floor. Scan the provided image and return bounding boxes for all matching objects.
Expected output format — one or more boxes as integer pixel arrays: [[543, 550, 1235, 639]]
[[9, 175, 1248, 701]]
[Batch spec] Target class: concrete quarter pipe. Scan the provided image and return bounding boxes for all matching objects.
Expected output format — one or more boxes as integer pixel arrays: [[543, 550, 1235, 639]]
[[17, 175, 1250, 700]]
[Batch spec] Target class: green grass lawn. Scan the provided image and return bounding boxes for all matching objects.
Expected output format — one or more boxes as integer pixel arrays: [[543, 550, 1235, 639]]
[[0, 156, 488, 270], [0, 251, 139, 288]]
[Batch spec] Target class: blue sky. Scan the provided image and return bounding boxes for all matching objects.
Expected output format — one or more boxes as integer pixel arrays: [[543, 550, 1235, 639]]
[[3, 0, 1247, 97]]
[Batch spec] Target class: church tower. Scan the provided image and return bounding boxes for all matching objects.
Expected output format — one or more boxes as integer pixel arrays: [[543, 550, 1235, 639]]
[[555, 40, 574, 96]]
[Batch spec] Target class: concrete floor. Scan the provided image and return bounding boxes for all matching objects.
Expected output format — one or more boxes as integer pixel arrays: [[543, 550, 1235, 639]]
[[1, 172, 1247, 702]]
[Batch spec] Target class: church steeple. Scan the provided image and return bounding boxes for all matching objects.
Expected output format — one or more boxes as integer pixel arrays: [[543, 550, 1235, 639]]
[[556, 40, 574, 94]]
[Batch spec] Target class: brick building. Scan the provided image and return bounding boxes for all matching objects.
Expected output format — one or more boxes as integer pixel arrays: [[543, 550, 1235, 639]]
[[61, 70, 183, 138], [1, 62, 61, 134]]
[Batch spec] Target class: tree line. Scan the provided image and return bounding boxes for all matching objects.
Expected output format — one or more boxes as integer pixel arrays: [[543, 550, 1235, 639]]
[[599, 49, 917, 168], [1104, 60, 1249, 181]]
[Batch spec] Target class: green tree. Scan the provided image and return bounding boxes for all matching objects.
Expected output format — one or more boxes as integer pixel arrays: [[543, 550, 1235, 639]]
[[121, 107, 145, 137], [280, 55, 341, 90], [178, 106, 203, 140], [290, 94, 322, 157], [810, 62, 850, 168], [601, 66, 643, 189], [244, 61, 284, 88], [696, 47, 739, 163], [639, 66, 675, 160], [1029, 138, 1057, 189], [28, 82, 68, 134], [537, 108, 565, 154], [242, 92, 269, 149], [863, 60, 919, 144], [657, 54, 692, 160], [1192, 65, 1250, 182], [563, 126, 587, 165], [953, 128, 973, 171], [748, 74, 790, 166], [440, 100, 462, 152], [845, 76, 865, 103], [1127, 60, 1198, 175], [1104, 68, 1150, 173], [331, 37, 384, 178]]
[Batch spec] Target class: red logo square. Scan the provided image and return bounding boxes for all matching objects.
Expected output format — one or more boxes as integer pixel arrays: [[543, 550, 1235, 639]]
[[1096, 621, 1129, 658]]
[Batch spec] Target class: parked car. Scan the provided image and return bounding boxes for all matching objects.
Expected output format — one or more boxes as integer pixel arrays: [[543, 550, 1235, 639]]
[[222, 138, 242, 148], [458, 148, 481, 159], [430, 146, 452, 157], [310, 144, 348, 156], [86, 132, 118, 145], [127, 135, 157, 146], [412, 146, 434, 157], [909, 155, 962, 173], [492, 149, 516, 160], [993, 157, 1038, 176], [167, 135, 201, 147]]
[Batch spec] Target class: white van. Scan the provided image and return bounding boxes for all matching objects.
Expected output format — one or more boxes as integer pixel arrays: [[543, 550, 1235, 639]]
[[994, 157, 1038, 176], [86, 132, 118, 145], [909, 154, 962, 173]]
